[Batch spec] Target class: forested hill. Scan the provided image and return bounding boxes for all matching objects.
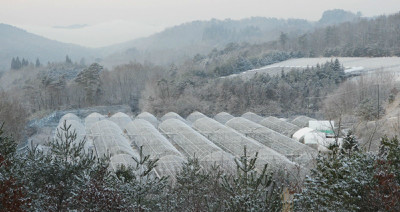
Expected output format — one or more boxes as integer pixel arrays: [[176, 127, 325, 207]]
[[0, 9, 367, 71], [165, 10, 400, 79], [0, 24, 98, 71], [282, 11, 400, 57], [101, 9, 360, 67]]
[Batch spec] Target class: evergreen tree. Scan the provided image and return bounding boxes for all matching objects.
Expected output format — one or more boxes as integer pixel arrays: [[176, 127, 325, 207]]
[[10, 58, 16, 70], [172, 157, 217, 211], [294, 148, 376, 211], [15, 57, 21, 70], [279, 32, 288, 49], [116, 146, 168, 211], [21, 58, 28, 67], [222, 147, 283, 211], [23, 121, 112, 210], [75, 63, 103, 105], [66, 55, 72, 64], [0, 123, 30, 211], [342, 130, 359, 155], [35, 58, 41, 68]]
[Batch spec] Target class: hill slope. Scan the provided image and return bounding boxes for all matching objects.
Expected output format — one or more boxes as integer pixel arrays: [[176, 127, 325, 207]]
[[101, 9, 360, 67], [0, 24, 99, 71]]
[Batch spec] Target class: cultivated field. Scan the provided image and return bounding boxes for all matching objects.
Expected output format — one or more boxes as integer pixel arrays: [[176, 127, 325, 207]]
[[225, 57, 400, 79]]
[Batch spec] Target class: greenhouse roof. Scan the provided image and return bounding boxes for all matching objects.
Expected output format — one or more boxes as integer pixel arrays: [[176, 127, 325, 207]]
[[259, 116, 300, 138], [136, 112, 159, 127], [186, 111, 207, 123], [214, 112, 234, 124], [291, 115, 316, 128]]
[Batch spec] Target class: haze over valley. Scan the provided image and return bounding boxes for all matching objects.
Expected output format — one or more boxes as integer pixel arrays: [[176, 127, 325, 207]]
[[1, 1, 400, 211]]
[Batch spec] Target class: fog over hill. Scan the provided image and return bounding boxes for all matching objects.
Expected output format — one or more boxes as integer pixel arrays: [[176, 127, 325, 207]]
[[0, 9, 361, 71], [100, 9, 361, 67], [0, 23, 99, 71]]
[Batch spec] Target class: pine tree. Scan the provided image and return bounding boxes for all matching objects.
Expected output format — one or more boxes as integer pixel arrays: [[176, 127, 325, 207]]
[[294, 151, 375, 211], [342, 130, 359, 155], [15, 57, 21, 70], [222, 147, 283, 211], [279, 32, 288, 49], [0, 123, 30, 211], [23, 121, 111, 210], [75, 63, 103, 105], [10, 58, 16, 70], [35, 58, 41, 68], [173, 157, 214, 211], [66, 55, 72, 64], [116, 146, 168, 211], [21, 58, 28, 67]]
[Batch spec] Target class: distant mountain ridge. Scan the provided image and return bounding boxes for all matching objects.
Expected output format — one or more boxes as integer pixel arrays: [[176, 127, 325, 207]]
[[100, 9, 361, 67], [0, 9, 361, 71], [0, 23, 99, 71]]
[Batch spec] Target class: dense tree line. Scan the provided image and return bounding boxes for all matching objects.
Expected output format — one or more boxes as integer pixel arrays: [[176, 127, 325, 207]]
[[281, 12, 400, 57], [0, 92, 27, 141], [176, 41, 303, 78], [0, 61, 161, 142], [143, 59, 345, 117], [11, 57, 30, 70], [212, 51, 301, 77], [4, 61, 159, 115]]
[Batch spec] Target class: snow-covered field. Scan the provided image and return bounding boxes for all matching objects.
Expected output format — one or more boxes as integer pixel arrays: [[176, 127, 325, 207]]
[[225, 57, 400, 79]]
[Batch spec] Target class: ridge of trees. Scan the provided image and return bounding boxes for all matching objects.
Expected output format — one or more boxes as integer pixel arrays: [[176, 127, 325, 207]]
[[143, 59, 345, 117], [277, 12, 400, 57]]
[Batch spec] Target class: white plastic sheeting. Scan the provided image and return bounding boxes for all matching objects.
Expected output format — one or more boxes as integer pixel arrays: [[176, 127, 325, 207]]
[[304, 131, 326, 148], [161, 112, 188, 124], [309, 120, 334, 131], [85, 112, 105, 132], [109, 112, 132, 131], [126, 119, 182, 158], [136, 112, 159, 127], [291, 116, 316, 128], [159, 118, 235, 171], [125, 119, 185, 178], [193, 117, 298, 173], [186, 111, 207, 123], [88, 120, 137, 158], [241, 112, 264, 123], [214, 112, 234, 124], [59, 113, 81, 125], [225, 117, 316, 166], [259, 116, 300, 138], [304, 132, 342, 149], [292, 127, 315, 143]]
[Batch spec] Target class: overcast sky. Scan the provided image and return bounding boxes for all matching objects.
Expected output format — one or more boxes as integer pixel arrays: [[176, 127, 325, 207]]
[[1, 0, 399, 48]]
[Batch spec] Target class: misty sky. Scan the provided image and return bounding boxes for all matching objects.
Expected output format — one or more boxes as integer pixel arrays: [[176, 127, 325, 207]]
[[1, 0, 399, 48]]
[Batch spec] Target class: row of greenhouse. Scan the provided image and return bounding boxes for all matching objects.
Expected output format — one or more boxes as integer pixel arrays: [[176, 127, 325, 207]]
[[51, 110, 338, 180]]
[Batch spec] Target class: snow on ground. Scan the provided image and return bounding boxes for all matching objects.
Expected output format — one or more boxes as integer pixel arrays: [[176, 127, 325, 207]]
[[225, 57, 400, 80]]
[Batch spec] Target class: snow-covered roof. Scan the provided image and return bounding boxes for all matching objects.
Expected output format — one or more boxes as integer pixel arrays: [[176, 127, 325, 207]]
[[193, 117, 298, 173], [136, 112, 159, 127], [186, 111, 207, 123], [109, 112, 132, 131], [241, 112, 264, 123], [214, 112, 235, 124], [291, 116, 316, 128]]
